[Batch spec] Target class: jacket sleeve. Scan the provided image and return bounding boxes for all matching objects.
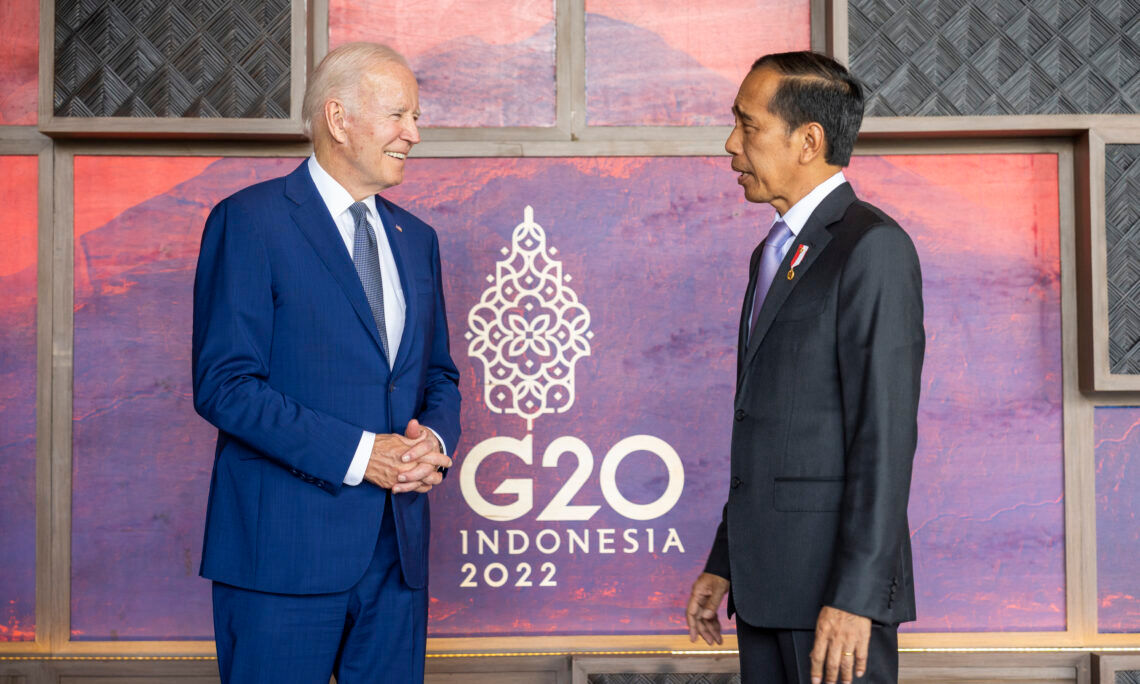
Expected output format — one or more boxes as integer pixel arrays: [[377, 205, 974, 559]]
[[703, 503, 731, 580], [192, 199, 361, 492], [822, 223, 925, 623], [414, 229, 462, 466]]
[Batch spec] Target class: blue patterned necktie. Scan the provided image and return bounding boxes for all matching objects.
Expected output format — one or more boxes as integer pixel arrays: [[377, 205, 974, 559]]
[[349, 202, 390, 361], [749, 219, 794, 338]]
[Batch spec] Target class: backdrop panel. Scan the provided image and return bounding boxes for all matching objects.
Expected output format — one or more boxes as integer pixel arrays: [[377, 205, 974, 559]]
[[0, 0, 37, 125], [585, 0, 810, 126], [389, 153, 1066, 636], [1096, 406, 1140, 633], [0, 156, 38, 642], [66, 153, 1062, 639], [328, 0, 556, 128], [851, 154, 1066, 633], [70, 156, 302, 640]]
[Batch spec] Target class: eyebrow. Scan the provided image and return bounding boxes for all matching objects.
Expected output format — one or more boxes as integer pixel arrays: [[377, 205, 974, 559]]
[[732, 104, 755, 123]]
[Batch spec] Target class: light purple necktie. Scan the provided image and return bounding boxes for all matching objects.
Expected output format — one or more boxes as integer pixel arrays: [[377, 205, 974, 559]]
[[749, 219, 793, 338]]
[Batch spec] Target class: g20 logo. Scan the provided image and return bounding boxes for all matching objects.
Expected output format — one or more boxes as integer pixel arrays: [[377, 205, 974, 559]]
[[460, 434, 684, 522]]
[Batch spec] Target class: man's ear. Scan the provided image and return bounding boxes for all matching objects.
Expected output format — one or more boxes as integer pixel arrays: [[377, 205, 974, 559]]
[[798, 121, 827, 165], [325, 99, 349, 144]]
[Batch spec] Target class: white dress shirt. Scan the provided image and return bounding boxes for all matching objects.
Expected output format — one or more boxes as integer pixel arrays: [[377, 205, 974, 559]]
[[748, 171, 847, 324], [306, 155, 445, 486]]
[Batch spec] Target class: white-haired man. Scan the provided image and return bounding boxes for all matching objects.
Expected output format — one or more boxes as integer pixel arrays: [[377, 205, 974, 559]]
[[193, 42, 461, 683]]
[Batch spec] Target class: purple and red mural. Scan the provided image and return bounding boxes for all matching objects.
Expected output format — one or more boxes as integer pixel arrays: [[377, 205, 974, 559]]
[[0, 0, 37, 126], [586, 0, 811, 125], [1096, 406, 1140, 633], [68, 152, 1063, 639], [848, 154, 1066, 633], [70, 156, 298, 640], [328, 0, 556, 128], [0, 155, 38, 641]]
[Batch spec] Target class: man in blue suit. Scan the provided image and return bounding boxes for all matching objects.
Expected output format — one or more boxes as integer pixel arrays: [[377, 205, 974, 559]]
[[192, 42, 461, 683]]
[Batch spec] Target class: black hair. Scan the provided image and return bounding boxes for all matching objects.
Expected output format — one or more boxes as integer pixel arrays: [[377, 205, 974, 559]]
[[750, 52, 864, 166]]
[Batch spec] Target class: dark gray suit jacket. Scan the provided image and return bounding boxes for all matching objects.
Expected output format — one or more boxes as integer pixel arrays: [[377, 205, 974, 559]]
[[704, 182, 925, 629]]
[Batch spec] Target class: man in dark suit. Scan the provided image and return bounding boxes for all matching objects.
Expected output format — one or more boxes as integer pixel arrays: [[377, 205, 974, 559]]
[[192, 42, 460, 683], [684, 52, 924, 684]]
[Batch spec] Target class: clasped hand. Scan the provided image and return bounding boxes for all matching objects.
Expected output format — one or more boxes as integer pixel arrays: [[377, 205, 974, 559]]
[[363, 419, 451, 494]]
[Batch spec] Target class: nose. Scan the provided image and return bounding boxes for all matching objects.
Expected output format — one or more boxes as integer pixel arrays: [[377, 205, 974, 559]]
[[404, 117, 421, 145], [725, 125, 741, 156]]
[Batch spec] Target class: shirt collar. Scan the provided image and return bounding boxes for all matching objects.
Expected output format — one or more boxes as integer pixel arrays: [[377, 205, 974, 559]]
[[775, 170, 847, 237], [307, 155, 378, 222]]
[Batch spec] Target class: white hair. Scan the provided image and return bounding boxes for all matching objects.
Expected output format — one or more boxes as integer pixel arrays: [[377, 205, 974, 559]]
[[302, 42, 411, 138]]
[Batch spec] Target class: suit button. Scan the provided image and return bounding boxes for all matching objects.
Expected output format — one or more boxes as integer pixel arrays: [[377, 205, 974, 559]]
[[390, 385, 396, 393], [731, 476, 742, 489], [734, 409, 745, 422]]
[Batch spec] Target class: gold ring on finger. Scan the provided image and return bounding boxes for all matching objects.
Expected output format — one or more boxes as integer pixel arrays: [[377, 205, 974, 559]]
[[842, 651, 854, 657]]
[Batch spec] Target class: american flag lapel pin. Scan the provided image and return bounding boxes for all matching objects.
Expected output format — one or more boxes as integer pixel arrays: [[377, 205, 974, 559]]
[[787, 244, 809, 280]]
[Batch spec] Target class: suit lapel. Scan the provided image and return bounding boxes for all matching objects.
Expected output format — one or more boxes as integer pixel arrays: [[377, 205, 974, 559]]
[[738, 183, 855, 384], [285, 164, 387, 356], [376, 197, 417, 374]]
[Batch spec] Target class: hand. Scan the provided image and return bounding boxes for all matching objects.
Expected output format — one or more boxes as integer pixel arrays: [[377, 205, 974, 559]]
[[363, 431, 424, 491], [685, 572, 730, 646], [394, 419, 451, 494], [810, 605, 871, 684]]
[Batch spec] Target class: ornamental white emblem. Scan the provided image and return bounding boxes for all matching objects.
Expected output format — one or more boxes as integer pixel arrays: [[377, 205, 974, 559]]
[[465, 206, 593, 430]]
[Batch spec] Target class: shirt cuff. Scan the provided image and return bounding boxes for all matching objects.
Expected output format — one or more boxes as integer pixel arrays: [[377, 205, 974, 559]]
[[343, 430, 374, 486], [426, 426, 447, 456]]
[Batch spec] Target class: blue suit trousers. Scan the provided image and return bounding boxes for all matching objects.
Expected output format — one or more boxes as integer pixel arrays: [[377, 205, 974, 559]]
[[212, 497, 427, 684]]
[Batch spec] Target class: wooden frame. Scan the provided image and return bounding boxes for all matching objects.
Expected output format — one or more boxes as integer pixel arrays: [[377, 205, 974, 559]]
[[36, 0, 311, 140], [1, 136, 1108, 659], [0, 651, 1105, 683], [1077, 126, 1140, 393], [1093, 653, 1140, 684]]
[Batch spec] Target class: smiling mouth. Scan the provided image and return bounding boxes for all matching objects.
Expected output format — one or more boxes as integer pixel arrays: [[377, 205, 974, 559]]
[[385, 151, 407, 160]]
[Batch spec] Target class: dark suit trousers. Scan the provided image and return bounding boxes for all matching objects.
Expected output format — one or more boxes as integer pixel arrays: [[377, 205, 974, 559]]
[[212, 496, 427, 684], [737, 617, 898, 684]]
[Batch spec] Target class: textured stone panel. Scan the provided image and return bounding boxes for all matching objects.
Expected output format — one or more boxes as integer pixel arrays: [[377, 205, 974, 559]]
[[53, 0, 290, 118], [849, 0, 1140, 116], [1118, 670, 1140, 684], [1107, 145, 1140, 374]]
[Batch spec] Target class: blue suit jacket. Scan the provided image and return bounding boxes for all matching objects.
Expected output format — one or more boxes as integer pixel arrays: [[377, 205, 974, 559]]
[[192, 161, 461, 594]]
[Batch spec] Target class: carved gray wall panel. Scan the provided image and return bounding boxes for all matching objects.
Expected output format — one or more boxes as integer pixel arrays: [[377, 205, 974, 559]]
[[1117, 670, 1140, 684], [1107, 145, 1140, 374], [588, 676, 739, 684], [849, 0, 1140, 116], [54, 0, 291, 118]]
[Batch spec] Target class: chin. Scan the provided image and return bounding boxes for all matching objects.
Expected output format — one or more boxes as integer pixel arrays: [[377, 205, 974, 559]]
[[379, 172, 404, 189]]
